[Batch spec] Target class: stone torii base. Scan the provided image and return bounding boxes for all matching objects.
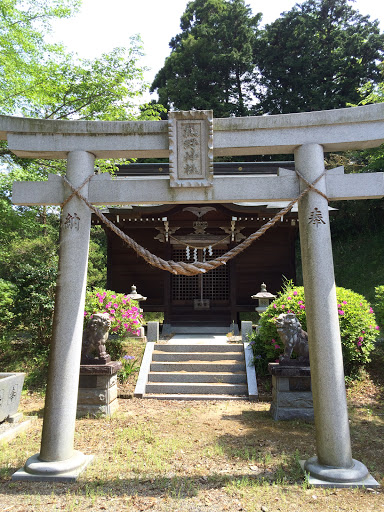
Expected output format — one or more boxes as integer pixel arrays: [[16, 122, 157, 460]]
[[2, 106, 384, 485]]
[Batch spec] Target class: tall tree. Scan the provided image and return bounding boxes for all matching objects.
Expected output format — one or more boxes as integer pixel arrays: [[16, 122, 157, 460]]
[[151, 0, 261, 117], [255, 0, 384, 114]]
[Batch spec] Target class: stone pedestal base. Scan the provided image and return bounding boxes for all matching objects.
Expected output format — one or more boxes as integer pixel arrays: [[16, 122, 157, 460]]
[[300, 459, 380, 488], [12, 451, 93, 482], [269, 363, 313, 421], [77, 361, 122, 418]]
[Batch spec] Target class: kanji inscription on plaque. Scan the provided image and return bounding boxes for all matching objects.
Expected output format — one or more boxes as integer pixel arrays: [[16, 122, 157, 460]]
[[168, 110, 213, 187]]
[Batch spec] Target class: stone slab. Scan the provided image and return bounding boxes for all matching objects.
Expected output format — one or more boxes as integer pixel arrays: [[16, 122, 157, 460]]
[[0, 372, 25, 422], [76, 397, 119, 418], [0, 417, 37, 444], [272, 389, 313, 408], [134, 342, 155, 398], [79, 374, 117, 389], [241, 321, 253, 343], [79, 361, 122, 375], [77, 384, 117, 405], [147, 322, 159, 343], [270, 403, 314, 421], [243, 342, 258, 401], [269, 363, 311, 377]]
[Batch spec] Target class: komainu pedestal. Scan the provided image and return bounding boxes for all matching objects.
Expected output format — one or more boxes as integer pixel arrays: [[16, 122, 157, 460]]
[[77, 361, 122, 418], [268, 363, 313, 421]]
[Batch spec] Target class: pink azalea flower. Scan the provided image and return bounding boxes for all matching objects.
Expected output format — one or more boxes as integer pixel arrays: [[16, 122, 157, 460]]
[[358, 336, 363, 342], [361, 330, 365, 334], [111, 295, 116, 298], [375, 326, 380, 330], [281, 305, 285, 309], [293, 291, 298, 296], [273, 304, 277, 309], [298, 301, 303, 305], [342, 301, 347, 305], [274, 344, 280, 349], [338, 310, 345, 316], [359, 303, 363, 307], [369, 307, 374, 314], [113, 303, 118, 309], [300, 305, 305, 310], [357, 341, 362, 347], [287, 296, 292, 301], [110, 309, 115, 314], [84, 311, 87, 316]]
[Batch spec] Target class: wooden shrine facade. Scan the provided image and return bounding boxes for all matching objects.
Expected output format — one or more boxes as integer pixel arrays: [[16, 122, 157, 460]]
[[96, 163, 299, 328]]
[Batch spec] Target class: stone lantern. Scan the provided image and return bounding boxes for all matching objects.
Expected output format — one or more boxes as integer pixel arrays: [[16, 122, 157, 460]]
[[127, 284, 147, 338], [252, 283, 276, 315], [127, 284, 147, 311]]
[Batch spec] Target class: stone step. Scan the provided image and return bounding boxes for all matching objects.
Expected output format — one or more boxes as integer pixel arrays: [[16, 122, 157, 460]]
[[142, 394, 247, 401], [145, 382, 248, 395], [150, 361, 246, 373], [148, 371, 247, 384], [163, 326, 230, 334], [152, 351, 245, 362], [154, 344, 243, 353]]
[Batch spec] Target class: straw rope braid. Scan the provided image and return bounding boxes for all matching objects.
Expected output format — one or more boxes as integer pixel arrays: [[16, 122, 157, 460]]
[[61, 169, 328, 276]]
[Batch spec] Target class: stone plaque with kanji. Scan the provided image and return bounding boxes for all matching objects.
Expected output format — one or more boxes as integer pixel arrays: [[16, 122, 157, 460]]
[[168, 110, 213, 188]]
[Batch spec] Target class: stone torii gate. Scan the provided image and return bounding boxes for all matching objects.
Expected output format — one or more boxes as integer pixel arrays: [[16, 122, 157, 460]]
[[2, 105, 384, 485]]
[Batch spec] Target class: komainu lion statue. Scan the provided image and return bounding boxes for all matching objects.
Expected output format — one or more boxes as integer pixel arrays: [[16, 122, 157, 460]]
[[81, 313, 111, 364], [275, 312, 310, 365]]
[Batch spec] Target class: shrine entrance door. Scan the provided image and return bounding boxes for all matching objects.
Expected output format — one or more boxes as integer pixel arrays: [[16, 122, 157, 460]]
[[169, 247, 231, 327]]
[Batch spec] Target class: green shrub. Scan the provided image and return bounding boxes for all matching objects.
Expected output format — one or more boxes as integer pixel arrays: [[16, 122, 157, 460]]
[[12, 263, 57, 346], [0, 279, 16, 330], [374, 285, 384, 331], [84, 287, 143, 337], [249, 281, 380, 377]]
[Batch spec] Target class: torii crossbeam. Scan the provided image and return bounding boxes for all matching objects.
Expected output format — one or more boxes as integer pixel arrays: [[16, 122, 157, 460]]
[[2, 105, 384, 486]]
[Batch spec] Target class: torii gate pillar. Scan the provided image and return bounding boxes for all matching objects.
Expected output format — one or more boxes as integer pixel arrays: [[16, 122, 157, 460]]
[[13, 151, 95, 481], [296, 144, 373, 486]]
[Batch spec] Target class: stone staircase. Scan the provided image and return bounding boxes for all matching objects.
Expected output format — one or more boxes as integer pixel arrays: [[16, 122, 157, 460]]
[[135, 342, 254, 400]]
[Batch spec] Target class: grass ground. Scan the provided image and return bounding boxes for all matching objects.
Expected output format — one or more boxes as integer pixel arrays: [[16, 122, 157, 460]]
[[0, 343, 383, 511]]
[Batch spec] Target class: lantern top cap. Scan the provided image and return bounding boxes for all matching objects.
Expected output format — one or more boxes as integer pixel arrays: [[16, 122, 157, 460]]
[[251, 283, 276, 300], [127, 284, 147, 302]]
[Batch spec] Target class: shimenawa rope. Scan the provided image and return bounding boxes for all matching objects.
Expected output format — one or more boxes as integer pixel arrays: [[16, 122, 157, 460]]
[[61, 169, 328, 276]]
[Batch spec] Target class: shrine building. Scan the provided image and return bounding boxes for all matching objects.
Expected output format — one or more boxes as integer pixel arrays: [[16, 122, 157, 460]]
[[97, 161, 299, 330]]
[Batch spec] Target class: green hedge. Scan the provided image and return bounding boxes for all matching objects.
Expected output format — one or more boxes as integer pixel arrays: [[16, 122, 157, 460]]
[[249, 281, 380, 377]]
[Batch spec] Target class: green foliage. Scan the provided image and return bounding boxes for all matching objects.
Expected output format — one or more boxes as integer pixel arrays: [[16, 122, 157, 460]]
[[374, 285, 384, 330], [87, 226, 107, 289], [118, 355, 139, 384], [256, 0, 384, 114], [250, 281, 380, 376], [151, 0, 261, 117], [84, 288, 143, 337], [0, 279, 16, 330], [12, 262, 57, 345], [0, 0, 81, 115]]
